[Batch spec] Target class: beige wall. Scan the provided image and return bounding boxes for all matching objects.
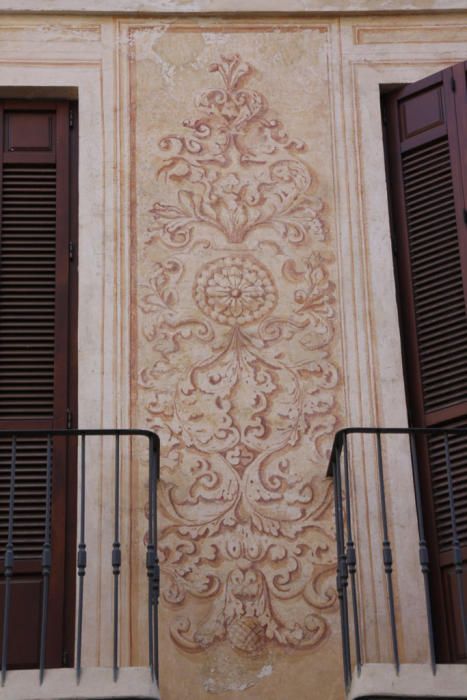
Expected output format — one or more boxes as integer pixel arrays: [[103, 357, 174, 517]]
[[0, 9, 466, 700]]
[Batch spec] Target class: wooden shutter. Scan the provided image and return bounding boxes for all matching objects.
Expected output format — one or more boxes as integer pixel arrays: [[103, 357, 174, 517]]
[[0, 102, 77, 669], [385, 61, 467, 662]]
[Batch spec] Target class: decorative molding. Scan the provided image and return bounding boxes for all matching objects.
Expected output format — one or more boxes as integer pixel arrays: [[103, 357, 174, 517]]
[[353, 24, 467, 44], [2, 0, 466, 14], [0, 24, 102, 42]]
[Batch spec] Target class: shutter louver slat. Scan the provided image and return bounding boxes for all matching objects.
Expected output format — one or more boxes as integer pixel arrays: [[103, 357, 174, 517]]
[[401, 137, 467, 414], [0, 438, 48, 559], [0, 162, 56, 419], [428, 422, 467, 551]]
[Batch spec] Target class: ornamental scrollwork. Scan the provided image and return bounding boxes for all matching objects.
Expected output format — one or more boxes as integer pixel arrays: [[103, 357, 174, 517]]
[[138, 54, 341, 656], [146, 54, 326, 250]]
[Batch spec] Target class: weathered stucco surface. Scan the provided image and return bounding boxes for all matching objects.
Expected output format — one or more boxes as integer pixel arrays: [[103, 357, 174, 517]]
[[0, 9, 466, 700]]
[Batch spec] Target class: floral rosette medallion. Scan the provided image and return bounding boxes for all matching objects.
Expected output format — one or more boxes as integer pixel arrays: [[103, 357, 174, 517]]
[[194, 256, 277, 326]]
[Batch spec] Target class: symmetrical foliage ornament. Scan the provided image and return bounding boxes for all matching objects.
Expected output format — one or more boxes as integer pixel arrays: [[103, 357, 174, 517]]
[[138, 54, 341, 656]]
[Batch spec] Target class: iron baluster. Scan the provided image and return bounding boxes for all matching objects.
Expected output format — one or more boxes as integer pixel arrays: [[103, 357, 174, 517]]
[[409, 433, 436, 674], [343, 434, 362, 675], [152, 436, 160, 685], [375, 433, 400, 673], [334, 440, 352, 689], [147, 436, 156, 682], [39, 435, 53, 685], [112, 434, 121, 682], [76, 434, 87, 683]]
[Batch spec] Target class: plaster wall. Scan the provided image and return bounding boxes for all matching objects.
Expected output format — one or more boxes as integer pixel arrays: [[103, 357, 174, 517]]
[[0, 9, 465, 700]]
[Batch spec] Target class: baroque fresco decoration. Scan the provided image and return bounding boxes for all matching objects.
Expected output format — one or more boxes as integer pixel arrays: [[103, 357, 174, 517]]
[[138, 53, 341, 655]]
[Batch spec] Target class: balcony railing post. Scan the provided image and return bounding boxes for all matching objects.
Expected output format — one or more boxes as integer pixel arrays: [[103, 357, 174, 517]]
[[333, 438, 352, 690], [146, 435, 157, 683], [343, 434, 362, 676], [1, 435, 16, 687], [409, 433, 436, 675], [153, 438, 160, 685], [112, 434, 121, 682], [375, 432, 400, 674], [76, 434, 87, 684], [39, 434, 53, 685]]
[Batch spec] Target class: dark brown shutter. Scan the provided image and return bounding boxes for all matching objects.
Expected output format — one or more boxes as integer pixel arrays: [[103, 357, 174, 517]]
[[385, 61, 467, 662], [0, 102, 77, 668]]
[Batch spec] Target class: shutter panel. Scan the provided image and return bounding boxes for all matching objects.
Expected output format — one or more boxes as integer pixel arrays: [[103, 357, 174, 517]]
[[401, 136, 467, 413], [0, 102, 76, 669], [385, 61, 467, 662]]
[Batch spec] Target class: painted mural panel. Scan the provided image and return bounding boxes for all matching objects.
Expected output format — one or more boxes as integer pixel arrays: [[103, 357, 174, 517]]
[[130, 23, 343, 698]]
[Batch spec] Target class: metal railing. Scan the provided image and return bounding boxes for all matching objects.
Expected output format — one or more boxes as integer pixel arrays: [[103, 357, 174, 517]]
[[327, 427, 467, 691], [0, 429, 160, 687]]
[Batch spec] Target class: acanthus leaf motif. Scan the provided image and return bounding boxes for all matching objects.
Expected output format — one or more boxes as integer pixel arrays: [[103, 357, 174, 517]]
[[147, 53, 325, 249]]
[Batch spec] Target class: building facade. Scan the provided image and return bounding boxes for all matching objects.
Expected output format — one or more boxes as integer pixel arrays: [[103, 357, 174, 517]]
[[0, 2, 466, 699]]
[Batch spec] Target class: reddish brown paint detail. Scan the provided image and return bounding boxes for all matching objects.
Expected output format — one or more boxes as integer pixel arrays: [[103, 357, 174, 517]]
[[0, 101, 78, 669], [385, 62, 467, 663]]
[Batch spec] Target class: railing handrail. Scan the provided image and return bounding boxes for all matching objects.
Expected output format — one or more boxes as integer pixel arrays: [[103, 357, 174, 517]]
[[0, 427, 160, 441], [327, 426, 467, 476]]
